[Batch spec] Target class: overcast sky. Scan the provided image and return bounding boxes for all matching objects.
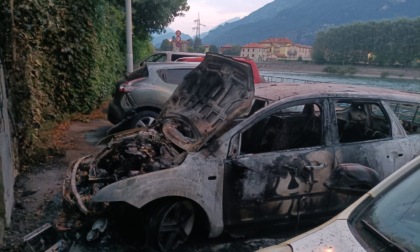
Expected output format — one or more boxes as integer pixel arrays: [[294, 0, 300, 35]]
[[168, 0, 274, 36]]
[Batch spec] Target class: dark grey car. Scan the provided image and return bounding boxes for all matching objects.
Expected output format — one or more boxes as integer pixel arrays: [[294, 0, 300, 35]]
[[64, 53, 420, 251]]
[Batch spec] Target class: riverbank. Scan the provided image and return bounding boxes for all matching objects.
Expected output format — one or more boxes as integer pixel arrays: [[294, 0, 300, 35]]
[[257, 61, 420, 80]]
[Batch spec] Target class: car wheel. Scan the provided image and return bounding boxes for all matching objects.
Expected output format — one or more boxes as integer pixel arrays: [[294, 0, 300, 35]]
[[129, 110, 159, 128], [149, 200, 195, 251]]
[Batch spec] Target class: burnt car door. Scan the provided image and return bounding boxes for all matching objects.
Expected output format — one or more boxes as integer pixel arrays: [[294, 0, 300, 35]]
[[331, 99, 415, 180], [223, 99, 336, 227]]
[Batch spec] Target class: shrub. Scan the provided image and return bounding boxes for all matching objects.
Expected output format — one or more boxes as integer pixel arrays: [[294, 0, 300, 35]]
[[381, 72, 389, 78]]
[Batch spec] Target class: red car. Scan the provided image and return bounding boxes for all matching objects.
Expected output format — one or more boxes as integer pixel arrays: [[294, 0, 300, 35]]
[[176, 55, 263, 84]]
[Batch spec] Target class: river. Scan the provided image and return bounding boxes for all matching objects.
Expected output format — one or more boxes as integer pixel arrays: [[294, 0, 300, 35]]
[[260, 71, 420, 93]]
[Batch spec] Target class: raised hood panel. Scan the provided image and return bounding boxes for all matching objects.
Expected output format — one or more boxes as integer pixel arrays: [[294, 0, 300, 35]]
[[160, 53, 254, 152]]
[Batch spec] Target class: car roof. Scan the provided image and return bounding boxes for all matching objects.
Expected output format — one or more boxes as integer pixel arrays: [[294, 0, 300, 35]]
[[255, 82, 420, 102]]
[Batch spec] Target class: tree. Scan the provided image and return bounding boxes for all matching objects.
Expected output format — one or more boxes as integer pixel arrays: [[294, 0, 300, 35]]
[[209, 44, 218, 53], [193, 37, 202, 52], [222, 45, 241, 56], [130, 0, 190, 40]]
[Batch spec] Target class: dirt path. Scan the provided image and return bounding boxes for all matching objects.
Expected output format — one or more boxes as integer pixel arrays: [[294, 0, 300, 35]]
[[3, 119, 113, 251]]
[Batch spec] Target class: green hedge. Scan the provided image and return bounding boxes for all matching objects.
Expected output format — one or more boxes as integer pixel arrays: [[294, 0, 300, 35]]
[[0, 0, 128, 165]]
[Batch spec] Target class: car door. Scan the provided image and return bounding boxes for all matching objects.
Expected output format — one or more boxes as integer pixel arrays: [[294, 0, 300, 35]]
[[223, 99, 336, 227], [331, 99, 415, 180]]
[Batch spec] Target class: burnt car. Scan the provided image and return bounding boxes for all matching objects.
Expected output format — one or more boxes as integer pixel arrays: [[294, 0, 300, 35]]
[[257, 154, 420, 252], [63, 53, 420, 251]]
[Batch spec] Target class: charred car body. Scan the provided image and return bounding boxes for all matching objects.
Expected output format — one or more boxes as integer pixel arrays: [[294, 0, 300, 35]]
[[63, 53, 420, 251]]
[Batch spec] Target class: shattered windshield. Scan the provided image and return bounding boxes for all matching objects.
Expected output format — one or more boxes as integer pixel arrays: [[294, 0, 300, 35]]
[[354, 165, 420, 251]]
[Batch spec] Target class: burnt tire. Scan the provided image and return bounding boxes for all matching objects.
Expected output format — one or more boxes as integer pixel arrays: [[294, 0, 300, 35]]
[[128, 110, 159, 128], [148, 200, 195, 251]]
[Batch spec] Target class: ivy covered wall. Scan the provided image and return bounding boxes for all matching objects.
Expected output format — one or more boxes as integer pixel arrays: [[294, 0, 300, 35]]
[[0, 0, 127, 166]]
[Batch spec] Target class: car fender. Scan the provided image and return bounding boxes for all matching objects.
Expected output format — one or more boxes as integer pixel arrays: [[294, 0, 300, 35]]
[[92, 157, 224, 238]]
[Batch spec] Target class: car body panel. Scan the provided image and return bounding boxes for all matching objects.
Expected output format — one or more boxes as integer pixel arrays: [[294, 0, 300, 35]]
[[92, 150, 226, 237], [175, 56, 263, 84], [160, 53, 254, 152], [63, 56, 420, 248], [138, 51, 205, 67], [258, 155, 420, 252], [107, 62, 199, 126]]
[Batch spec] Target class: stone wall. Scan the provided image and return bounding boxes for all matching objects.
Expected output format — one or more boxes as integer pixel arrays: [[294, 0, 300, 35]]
[[0, 57, 15, 245]]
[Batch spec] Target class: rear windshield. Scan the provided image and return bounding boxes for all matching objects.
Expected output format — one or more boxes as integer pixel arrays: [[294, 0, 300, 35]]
[[170, 54, 203, 61], [157, 68, 193, 85]]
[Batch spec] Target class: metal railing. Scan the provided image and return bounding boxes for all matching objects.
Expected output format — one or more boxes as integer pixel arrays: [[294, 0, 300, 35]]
[[261, 75, 329, 84]]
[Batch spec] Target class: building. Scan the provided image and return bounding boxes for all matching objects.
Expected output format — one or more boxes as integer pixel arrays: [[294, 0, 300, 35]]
[[255, 37, 312, 61], [219, 45, 232, 54], [286, 44, 312, 61], [240, 43, 267, 62]]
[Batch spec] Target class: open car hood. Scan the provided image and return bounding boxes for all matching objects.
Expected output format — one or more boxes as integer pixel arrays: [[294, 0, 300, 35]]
[[159, 53, 254, 152]]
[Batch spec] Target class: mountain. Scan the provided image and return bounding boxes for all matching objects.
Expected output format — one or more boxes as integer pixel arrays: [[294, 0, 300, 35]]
[[202, 0, 420, 46], [152, 17, 242, 47]]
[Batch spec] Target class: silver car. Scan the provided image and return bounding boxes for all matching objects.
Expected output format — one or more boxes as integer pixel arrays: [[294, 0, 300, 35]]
[[107, 61, 199, 133], [64, 53, 420, 251]]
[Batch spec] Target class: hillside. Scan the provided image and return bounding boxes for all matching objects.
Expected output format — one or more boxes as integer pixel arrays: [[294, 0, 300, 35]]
[[203, 0, 420, 46]]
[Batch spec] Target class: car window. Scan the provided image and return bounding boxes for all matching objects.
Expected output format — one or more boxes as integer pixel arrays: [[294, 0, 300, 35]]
[[353, 164, 420, 251], [388, 102, 420, 135], [334, 101, 390, 143], [156, 68, 193, 85], [240, 102, 322, 154], [149, 53, 167, 62]]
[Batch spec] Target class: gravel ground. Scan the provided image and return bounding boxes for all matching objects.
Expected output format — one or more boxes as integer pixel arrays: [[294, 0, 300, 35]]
[[3, 119, 113, 251]]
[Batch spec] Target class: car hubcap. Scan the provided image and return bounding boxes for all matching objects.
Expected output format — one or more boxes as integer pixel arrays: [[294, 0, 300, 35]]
[[136, 116, 157, 127], [156, 201, 195, 251]]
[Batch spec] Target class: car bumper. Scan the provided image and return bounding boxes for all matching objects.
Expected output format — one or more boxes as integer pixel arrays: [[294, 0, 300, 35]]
[[107, 101, 125, 124], [62, 156, 96, 215]]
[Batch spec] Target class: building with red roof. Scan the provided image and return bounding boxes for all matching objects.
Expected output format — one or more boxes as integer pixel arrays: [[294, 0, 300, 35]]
[[240, 43, 267, 62]]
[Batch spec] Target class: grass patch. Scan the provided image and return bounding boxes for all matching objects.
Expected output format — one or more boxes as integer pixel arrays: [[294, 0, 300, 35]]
[[381, 72, 389, 78], [323, 65, 358, 75]]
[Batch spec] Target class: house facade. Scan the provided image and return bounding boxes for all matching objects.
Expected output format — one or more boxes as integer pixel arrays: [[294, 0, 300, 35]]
[[240, 43, 267, 62], [239, 37, 312, 61]]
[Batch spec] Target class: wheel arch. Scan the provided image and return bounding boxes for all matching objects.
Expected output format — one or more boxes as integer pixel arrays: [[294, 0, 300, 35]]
[[134, 106, 161, 114], [142, 196, 211, 237], [92, 175, 224, 238]]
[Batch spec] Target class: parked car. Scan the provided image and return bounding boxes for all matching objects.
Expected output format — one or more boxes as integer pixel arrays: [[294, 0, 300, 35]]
[[175, 56, 264, 84], [138, 51, 205, 67], [115, 52, 203, 87], [63, 53, 420, 251], [258, 154, 420, 252], [107, 61, 200, 133], [107, 54, 263, 133]]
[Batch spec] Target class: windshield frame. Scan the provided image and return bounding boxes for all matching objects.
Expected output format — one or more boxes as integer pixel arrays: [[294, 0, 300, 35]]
[[348, 164, 420, 251]]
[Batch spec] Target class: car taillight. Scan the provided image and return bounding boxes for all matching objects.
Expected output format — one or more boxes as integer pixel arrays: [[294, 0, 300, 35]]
[[118, 84, 136, 93]]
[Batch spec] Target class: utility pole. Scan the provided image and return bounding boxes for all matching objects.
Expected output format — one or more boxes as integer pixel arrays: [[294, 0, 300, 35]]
[[125, 0, 133, 74], [193, 13, 206, 39], [193, 13, 205, 51]]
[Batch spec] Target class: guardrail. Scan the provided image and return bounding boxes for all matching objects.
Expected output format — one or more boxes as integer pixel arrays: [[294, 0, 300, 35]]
[[261, 75, 329, 84]]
